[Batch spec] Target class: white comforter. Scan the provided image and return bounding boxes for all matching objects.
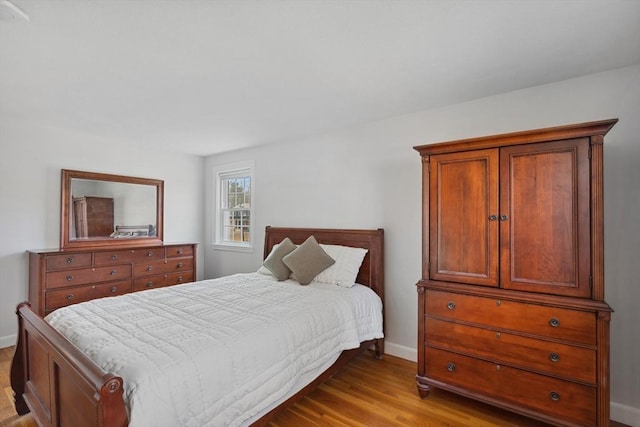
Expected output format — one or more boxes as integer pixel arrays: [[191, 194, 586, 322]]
[[45, 273, 383, 427]]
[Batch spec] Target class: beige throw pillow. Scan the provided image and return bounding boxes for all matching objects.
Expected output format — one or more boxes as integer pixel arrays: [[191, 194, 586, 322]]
[[262, 238, 297, 280], [282, 236, 335, 285]]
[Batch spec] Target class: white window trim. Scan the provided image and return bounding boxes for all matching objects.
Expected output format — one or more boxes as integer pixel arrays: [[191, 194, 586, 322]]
[[212, 160, 255, 252]]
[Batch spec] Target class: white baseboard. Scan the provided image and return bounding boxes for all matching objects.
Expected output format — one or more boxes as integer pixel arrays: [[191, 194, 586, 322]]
[[611, 401, 640, 427], [383, 341, 417, 362], [0, 334, 17, 349]]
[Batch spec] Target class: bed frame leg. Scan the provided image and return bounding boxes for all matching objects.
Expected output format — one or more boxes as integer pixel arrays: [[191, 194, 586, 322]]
[[10, 302, 30, 415], [374, 338, 384, 359]]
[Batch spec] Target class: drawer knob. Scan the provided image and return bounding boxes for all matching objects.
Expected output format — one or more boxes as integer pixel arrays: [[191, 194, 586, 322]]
[[147, 251, 153, 257], [177, 276, 183, 282], [549, 353, 560, 363], [549, 318, 560, 328], [447, 301, 456, 310], [66, 258, 74, 264], [177, 262, 184, 268], [549, 391, 560, 401], [447, 363, 456, 372], [111, 255, 118, 260], [146, 281, 154, 287], [177, 249, 183, 254], [66, 275, 74, 281], [110, 270, 117, 276], [146, 266, 153, 271], [500, 215, 508, 221], [488, 214, 497, 221], [66, 294, 74, 300]]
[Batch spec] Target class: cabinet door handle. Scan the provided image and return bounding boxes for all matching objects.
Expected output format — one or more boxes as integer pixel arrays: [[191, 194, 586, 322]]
[[549, 318, 560, 328], [66, 275, 74, 281], [66, 294, 74, 300], [500, 215, 508, 221], [488, 215, 498, 221], [447, 301, 456, 310], [447, 363, 456, 372], [110, 287, 118, 293], [549, 391, 560, 401]]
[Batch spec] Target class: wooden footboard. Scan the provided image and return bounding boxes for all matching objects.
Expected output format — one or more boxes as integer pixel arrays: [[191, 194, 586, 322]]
[[11, 302, 128, 427]]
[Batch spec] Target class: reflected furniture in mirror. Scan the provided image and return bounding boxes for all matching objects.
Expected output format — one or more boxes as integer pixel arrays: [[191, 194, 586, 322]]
[[27, 169, 197, 317]]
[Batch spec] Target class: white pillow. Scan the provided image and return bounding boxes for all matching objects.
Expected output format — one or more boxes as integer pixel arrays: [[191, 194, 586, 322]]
[[313, 244, 368, 288]]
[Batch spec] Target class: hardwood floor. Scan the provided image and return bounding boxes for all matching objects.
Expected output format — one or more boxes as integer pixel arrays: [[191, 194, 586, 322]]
[[0, 346, 630, 427]]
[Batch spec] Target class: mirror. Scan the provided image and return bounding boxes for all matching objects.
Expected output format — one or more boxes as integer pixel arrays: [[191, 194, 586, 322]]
[[60, 169, 164, 249]]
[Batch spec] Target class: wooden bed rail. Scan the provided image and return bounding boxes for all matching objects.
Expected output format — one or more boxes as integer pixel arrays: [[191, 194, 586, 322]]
[[11, 302, 128, 427]]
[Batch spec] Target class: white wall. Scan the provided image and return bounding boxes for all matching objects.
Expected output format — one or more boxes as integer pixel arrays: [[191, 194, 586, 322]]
[[204, 65, 640, 425], [0, 120, 205, 346]]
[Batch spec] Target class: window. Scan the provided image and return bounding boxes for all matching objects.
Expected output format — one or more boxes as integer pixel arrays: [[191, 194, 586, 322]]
[[213, 161, 254, 251]]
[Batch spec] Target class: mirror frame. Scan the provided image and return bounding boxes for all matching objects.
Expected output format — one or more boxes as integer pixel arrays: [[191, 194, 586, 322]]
[[60, 169, 164, 249]]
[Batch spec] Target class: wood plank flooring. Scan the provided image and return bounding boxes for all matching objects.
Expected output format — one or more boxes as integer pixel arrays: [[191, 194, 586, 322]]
[[0, 346, 629, 427]]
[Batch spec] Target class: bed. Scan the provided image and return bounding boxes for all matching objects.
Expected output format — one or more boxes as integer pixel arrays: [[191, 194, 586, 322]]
[[10, 226, 385, 427]]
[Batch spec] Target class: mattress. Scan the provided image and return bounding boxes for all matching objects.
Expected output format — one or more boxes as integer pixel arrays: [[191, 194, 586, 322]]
[[45, 272, 384, 427]]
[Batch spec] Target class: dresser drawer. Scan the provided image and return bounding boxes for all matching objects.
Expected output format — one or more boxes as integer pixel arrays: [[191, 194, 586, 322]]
[[46, 253, 92, 271], [46, 265, 132, 289], [425, 317, 596, 384], [133, 258, 194, 278], [45, 279, 131, 310], [133, 271, 194, 291], [425, 290, 595, 345], [94, 250, 134, 265], [131, 247, 166, 261], [425, 347, 596, 426], [166, 245, 194, 258]]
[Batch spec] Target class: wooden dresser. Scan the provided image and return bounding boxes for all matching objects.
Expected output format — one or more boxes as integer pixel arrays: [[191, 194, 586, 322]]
[[414, 119, 617, 427], [28, 243, 197, 317]]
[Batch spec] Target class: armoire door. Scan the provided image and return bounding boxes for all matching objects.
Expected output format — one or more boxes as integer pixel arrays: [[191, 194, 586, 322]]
[[499, 138, 591, 298], [429, 149, 499, 287]]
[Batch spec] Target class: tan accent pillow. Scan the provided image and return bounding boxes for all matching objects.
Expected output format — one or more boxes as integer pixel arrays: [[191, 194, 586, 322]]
[[262, 238, 297, 280], [282, 236, 335, 285]]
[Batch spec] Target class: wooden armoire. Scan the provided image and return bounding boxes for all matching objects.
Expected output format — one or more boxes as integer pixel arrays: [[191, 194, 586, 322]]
[[414, 119, 617, 427]]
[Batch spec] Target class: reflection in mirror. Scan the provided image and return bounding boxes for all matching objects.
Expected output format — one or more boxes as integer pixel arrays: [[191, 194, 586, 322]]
[[61, 170, 164, 249]]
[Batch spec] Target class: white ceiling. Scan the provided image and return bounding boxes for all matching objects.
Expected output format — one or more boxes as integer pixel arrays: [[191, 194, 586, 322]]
[[1, 0, 638, 157]]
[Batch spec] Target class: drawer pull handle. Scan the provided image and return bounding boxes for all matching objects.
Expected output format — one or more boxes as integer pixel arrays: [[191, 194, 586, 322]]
[[147, 252, 153, 257], [447, 363, 456, 372], [111, 255, 118, 260], [66, 294, 74, 300], [549, 318, 560, 328], [549, 353, 560, 363], [146, 266, 153, 271], [447, 301, 456, 310], [110, 270, 117, 275], [66, 275, 74, 281], [549, 391, 560, 401], [177, 262, 184, 268], [66, 258, 73, 264], [146, 281, 154, 287], [110, 287, 118, 293]]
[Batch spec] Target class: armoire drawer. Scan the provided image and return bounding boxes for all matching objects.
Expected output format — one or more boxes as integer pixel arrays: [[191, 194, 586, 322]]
[[45, 265, 132, 289], [45, 279, 132, 310], [425, 317, 596, 383], [133, 271, 194, 291], [133, 258, 194, 278], [425, 347, 596, 426], [425, 290, 595, 345]]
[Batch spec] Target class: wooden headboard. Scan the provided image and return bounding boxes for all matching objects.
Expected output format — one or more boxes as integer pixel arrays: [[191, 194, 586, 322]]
[[263, 226, 384, 303]]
